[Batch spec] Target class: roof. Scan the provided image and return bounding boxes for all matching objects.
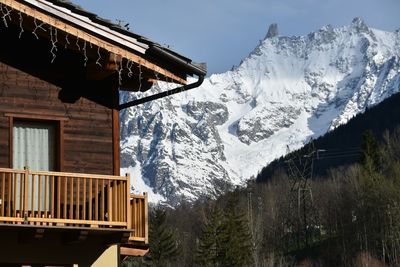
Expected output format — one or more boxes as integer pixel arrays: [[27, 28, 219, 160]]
[[43, 0, 187, 56], [42, 0, 207, 77], [3, 0, 206, 84]]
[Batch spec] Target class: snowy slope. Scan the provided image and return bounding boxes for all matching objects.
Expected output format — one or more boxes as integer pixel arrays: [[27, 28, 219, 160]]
[[120, 18, 400, 205]]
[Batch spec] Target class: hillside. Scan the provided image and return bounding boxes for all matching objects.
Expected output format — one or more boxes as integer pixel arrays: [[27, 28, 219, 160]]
[[257, 91, 400, 181]]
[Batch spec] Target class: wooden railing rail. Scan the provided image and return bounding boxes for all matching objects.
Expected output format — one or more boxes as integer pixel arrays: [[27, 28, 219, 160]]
[[0, 168, 129, 228]]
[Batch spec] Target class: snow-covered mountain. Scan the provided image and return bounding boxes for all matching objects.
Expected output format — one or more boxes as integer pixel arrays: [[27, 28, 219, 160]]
[[120, 18, 400, 205]]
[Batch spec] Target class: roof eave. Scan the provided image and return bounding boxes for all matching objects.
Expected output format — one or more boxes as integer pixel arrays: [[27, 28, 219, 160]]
[[21, 0, 149, 54]]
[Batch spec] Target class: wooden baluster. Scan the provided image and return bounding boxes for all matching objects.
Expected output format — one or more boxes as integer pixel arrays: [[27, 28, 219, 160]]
[[88, 178, 92, 221], [18, 174, 22, 217], [7, 173, 11, 217], [141, 199, 144, 237], [134, 199, 138, 236], [95, 179, 99, 221], [44, 175, 48, 218], [123, 186, 126, 226], [134, 199, 137, 236], [107, 181, 112, 222], [69, 177, 73, 220], [133, 199, 136, 236], [143, 198, 145, 237], [30, 174, 35, 217], [131, 198, 134, 236], [131, 198, 134, 235], [57, 176, 61, 219], [113, 181, 117, 222], [38, 175, 41, 217], [1, 172, 5, 217], [136, 199, 139, 237], [139, 199, 143, 237], [117, 182, 120, 223], [119, 182, 122, 222], [51, 176, 55, 219], [121, 182, 124, 222], [24, 169, 28, 218], [101, 179, 105, 221], [117, 181, 120, 222], [115, 182, 118, 222], [76, 177, 80, 221], [83, 178, 86, 220], [63, 177, 67, 219], [129, 198, 137, 235], [14, 173, 17, 218], [122, 181, 125, 222], [122, 182, 125, 222]]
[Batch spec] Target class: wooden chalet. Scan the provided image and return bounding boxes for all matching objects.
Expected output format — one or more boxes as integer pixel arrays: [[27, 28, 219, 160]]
[[0, 0, 206, 266]]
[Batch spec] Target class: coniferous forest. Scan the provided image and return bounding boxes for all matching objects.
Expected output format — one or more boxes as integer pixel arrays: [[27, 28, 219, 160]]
[[124, 94, 400, 267]]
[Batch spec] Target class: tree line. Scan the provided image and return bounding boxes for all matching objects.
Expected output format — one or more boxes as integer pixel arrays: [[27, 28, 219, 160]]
[[124, 128, 400, 266]]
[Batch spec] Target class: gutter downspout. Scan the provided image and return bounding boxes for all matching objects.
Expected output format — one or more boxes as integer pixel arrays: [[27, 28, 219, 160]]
[[118, 75, 205, 110]]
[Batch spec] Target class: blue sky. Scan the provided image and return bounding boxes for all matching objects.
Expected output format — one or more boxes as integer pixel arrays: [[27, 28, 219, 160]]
[[72, 0, 400, 75]]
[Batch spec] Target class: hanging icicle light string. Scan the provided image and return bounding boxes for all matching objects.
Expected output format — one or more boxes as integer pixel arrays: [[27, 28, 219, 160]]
[[126, 60, 133, 78], [49, 26, 58, 63], [0, 2, 182, 92], [82, 40, 88, 66], [32, 17, 46, 39], [0, 3, 12, 27], [118, 57, 123, 86], [18, 11, 24, 38], [64, 32, 70, 48], [0, 5, 108, 70], [96, 46, 102, 67]]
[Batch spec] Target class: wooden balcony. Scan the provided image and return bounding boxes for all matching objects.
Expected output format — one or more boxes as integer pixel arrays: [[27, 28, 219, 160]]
[[0, 167, 148, 244]]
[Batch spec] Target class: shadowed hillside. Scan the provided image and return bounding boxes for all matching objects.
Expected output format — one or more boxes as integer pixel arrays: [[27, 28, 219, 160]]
[[257, 92, 400, 182]]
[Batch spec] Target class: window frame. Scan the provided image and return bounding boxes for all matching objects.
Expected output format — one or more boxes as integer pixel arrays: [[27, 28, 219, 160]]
[[6, 113, 66, 171]]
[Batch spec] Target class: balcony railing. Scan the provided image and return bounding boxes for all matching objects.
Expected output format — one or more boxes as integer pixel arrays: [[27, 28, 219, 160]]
[[0, 168, 148, 243], [129, 193, 148, 243]]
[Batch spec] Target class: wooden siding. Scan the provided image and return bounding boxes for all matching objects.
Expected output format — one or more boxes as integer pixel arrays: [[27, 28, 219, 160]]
[[0, 61, 114, 175]]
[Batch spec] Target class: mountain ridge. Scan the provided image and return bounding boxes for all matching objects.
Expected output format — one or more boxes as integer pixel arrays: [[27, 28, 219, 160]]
[[120, 18, 400, 205]]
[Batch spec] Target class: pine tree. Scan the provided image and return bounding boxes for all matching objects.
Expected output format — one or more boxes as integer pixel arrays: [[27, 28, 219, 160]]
[[196, 196, 254, 267], [223, 195, 254, 267], [196, 206, 229, 267], [144, 207, 179, 267], [360, 129, 381, 174]]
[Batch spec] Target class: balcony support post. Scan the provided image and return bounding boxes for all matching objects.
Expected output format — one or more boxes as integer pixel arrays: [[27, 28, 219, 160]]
[[144, 192, 148, 244], [126, 173, 131, 230]]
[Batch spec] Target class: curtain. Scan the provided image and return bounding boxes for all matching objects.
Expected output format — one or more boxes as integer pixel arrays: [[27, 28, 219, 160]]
[[13, 121, 55, 211], [13, 121, 55, 171]]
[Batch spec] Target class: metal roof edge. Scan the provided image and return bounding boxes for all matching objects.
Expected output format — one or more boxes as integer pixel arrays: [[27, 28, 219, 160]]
[[22, 0, 149, 54]]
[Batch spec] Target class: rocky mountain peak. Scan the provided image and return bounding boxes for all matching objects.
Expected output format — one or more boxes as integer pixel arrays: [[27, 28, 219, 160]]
[[351, 17, 369, 32], [265, 23, 279, 39]]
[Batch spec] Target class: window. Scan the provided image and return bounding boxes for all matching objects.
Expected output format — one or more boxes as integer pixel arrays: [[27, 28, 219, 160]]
[[12, 120, 56, 211], [13, 121, 56, 171]]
